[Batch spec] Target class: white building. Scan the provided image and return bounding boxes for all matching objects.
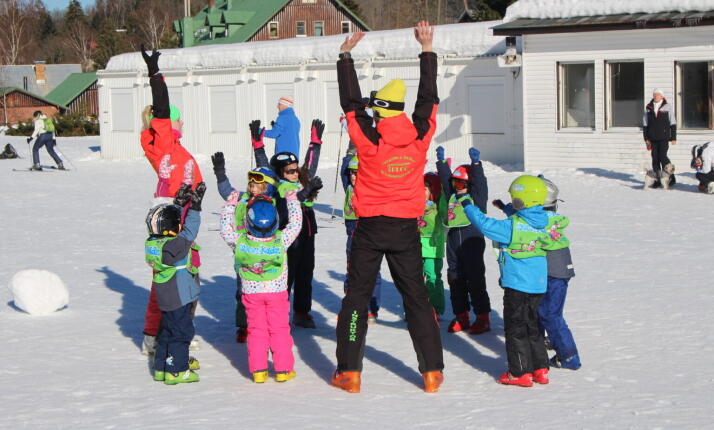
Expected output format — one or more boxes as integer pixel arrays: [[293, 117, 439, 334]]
[[493, 0, 714, 170], [98, 22, 523, 167]]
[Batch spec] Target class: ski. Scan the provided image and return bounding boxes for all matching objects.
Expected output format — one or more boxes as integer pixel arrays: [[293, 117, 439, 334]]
[[13, 167, 71, 172]]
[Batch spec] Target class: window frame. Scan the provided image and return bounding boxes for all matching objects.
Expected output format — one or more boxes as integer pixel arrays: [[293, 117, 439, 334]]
[[675, 60, 714, 130], [296, 20, 307, 37], [268, 21, 279, 39], [341, 21, 351, 34], [557, 61, 596, 131], [313, 20, 324, 36], [604, 59, 645, 130]]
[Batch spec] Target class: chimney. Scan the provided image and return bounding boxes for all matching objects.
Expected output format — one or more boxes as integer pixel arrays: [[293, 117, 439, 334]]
[[34, 61, 46, 84]]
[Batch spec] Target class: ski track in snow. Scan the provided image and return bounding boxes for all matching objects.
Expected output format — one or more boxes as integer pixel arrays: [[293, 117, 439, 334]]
[[0, 136, 711, 429]]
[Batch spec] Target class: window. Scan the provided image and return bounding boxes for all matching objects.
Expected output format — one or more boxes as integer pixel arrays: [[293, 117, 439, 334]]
[[606, 61, 644, 128], [677, 61, 713, 129], [341, 21, 351, 34], [111, 89, 135, 131], [558, 63, 595, 129], [268, 21, 278, 39], [314, 21, 324, 36], [468, 77, 505, 134], [210, 86, 237, 133], [296, 21, 306, 37]]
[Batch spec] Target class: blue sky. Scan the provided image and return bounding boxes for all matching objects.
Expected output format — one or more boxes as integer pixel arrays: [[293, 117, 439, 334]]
[[44, 0, 95, 11]]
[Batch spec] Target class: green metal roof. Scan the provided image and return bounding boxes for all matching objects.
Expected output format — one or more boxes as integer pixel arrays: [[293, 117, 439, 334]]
[[0, 86, 66, 109], [45, 72, 97, 107], [177, 0, 370, 47]]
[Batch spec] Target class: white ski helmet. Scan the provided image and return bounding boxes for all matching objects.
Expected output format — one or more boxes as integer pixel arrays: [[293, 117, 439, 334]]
[[539, 175, 561, 209]]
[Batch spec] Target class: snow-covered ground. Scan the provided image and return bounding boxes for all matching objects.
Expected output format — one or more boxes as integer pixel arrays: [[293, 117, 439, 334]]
[[1, 136, 711, 429]]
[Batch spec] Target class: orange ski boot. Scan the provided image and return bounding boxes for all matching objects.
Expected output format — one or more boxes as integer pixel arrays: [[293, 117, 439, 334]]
[[533, 368, 549, 384], [468, 313, 490, 335], [423, 371, 444, 393], [332, 370, 361, 393]]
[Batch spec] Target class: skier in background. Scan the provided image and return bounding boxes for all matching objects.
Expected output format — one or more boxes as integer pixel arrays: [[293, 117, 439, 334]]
[[27, 110, 63, 171], [264, 97, 301, 158]]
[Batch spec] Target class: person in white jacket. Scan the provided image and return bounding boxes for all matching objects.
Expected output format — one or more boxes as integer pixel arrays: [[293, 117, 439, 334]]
[[27, 110, 63, 171], [692, 142, 714, 193]]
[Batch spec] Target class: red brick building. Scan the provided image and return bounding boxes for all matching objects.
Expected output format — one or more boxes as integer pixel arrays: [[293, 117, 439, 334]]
[[0, 87, 63, 126]]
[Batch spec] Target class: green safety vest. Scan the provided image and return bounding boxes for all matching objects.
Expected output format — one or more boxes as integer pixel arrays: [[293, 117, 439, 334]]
[[505, 215, 549, 259], [145, 237, 199, 283], [419, 196, 447, 258], [234, 231, 286, 282], [444, 194, 472, 228], [542, 213, 571, 251], [343, 185, 357, 220], [278, 181, 314, 208], [43, 118, 55, 133], [234, 193, 249, 228]]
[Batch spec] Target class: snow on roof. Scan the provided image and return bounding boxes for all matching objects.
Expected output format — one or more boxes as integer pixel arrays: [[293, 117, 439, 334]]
[[104, 21, 508, 73], [504, 0, 714, 22]]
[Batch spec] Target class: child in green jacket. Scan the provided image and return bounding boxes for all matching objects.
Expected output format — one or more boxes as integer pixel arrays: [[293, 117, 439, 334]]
[[419, 173, 447, 316]]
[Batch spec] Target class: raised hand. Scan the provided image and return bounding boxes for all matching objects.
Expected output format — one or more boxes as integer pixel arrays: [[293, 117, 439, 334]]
[[249, 120, 265, 149], [469, 147, 480, 163], [174, 183, 192, 208], [311, 119, 325, 144], [140, 44, 161, 77], [436, 146, 445, 162], [189, 182, 207, 211], [340, 32, 365, 53], [211, 152, 225, 172], [414, 21, 434, 52]]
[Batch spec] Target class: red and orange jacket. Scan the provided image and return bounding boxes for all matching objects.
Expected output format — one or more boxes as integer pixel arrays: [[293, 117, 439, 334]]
[[140, 74, 203, 197], [337, 52, 439, 219]]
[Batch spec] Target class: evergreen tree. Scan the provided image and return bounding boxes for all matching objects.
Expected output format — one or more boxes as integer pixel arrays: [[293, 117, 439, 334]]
[[93, 22, 131, 69], [64, 0, 86, 27], [38, 8, 57, 41]]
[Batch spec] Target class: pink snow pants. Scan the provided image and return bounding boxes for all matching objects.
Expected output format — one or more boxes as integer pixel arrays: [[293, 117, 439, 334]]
[[242, 291, 294, 373]]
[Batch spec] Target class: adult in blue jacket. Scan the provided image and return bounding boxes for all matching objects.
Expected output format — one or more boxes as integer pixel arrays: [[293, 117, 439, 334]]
[[265, 97, 301, 158]]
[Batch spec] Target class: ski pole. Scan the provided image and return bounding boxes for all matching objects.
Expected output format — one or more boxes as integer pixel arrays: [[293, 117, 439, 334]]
[[330, 120, 345, 219], [53, 141, 78, 171]]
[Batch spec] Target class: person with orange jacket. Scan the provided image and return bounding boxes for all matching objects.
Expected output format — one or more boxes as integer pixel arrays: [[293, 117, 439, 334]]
[[139, 46, 204, 355], [331, 22, 444, 394]]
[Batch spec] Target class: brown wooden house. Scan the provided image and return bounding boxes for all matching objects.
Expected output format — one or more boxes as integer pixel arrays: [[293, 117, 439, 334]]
[[0, 87, 63, 126], [175, 0, 370, 47]]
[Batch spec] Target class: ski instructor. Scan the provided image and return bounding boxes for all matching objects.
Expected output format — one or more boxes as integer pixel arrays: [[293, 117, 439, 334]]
[[332, 21, 444, 394]]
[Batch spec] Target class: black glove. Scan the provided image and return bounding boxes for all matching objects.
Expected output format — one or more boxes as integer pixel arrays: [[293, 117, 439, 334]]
[[174, 183, 192, 208], [26, 137, 32, 144], [211, 152, 227, 183], [311, 119, 325, 143], [249, 120, 262, 141], [297, 176, 323, 201], [140, 44, 161, 77], [270, 120, 275, 127], [189, 182, 207, 211], [492, 199, 505, 210]]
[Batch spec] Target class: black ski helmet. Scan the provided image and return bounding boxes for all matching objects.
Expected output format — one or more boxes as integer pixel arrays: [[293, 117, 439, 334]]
[[270, 152, 299, 178], [146, 204, 182, 236]]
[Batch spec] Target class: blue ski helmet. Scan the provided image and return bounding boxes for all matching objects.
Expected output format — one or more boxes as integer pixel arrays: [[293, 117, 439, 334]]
[[246, 196, 278, 238]]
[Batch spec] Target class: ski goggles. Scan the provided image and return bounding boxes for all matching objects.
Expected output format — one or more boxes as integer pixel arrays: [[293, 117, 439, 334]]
[[275, 153, 298, 163], [452, 179, 468, 191], [692, 157, 703, 169], [369, 98, 405, 112], [247, 171, 276, 185], [283, 168, 299, 175]]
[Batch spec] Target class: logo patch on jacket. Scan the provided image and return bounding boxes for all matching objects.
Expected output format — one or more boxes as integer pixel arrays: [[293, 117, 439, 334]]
[[381, 156, 416, 178]]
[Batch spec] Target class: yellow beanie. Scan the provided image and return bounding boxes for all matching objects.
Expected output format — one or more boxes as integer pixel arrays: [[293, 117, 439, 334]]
[[372, 79, 406, 118]]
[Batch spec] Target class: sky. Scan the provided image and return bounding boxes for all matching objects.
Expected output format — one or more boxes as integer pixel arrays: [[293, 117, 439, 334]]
[[44, 0, 96, 11]]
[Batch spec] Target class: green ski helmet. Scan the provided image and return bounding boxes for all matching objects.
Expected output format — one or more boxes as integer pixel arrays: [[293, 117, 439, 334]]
[[348, 156, 359, 170], [150, 104, 182, 122], [509, 175, 547, 210]]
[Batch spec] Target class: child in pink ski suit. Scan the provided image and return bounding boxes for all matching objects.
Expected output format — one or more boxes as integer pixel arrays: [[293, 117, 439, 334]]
[[220, 190, 302, 382]]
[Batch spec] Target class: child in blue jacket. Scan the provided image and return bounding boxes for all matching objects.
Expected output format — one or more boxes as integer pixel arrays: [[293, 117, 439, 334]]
[[145, 183, 206, 385], [460, 174, 551, 387]]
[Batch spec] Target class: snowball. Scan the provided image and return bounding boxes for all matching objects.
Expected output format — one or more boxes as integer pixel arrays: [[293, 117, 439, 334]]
[[10, 270, 69, 316]]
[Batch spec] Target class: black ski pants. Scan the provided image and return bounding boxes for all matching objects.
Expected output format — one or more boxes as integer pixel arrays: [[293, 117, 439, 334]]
[[696, 171, 714, 187], [287, 229, 315, 314], [446, 227, 491, 316], [650, 140, 671, 173], [32, 132, 62, 166], [503, 288, 549, 377], [336, 216, 444, 373]]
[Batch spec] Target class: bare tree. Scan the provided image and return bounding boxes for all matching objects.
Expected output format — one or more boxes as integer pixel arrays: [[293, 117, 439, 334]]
[[0, 0, 31, 65], [63, 21, 96, 71], [135, 2, 171, 50]]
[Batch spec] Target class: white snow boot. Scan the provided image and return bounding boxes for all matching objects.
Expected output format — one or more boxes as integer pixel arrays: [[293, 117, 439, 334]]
[[707, 183, 714, 194], [142, 334, 157, 356], [189, 338, 200, 351]]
